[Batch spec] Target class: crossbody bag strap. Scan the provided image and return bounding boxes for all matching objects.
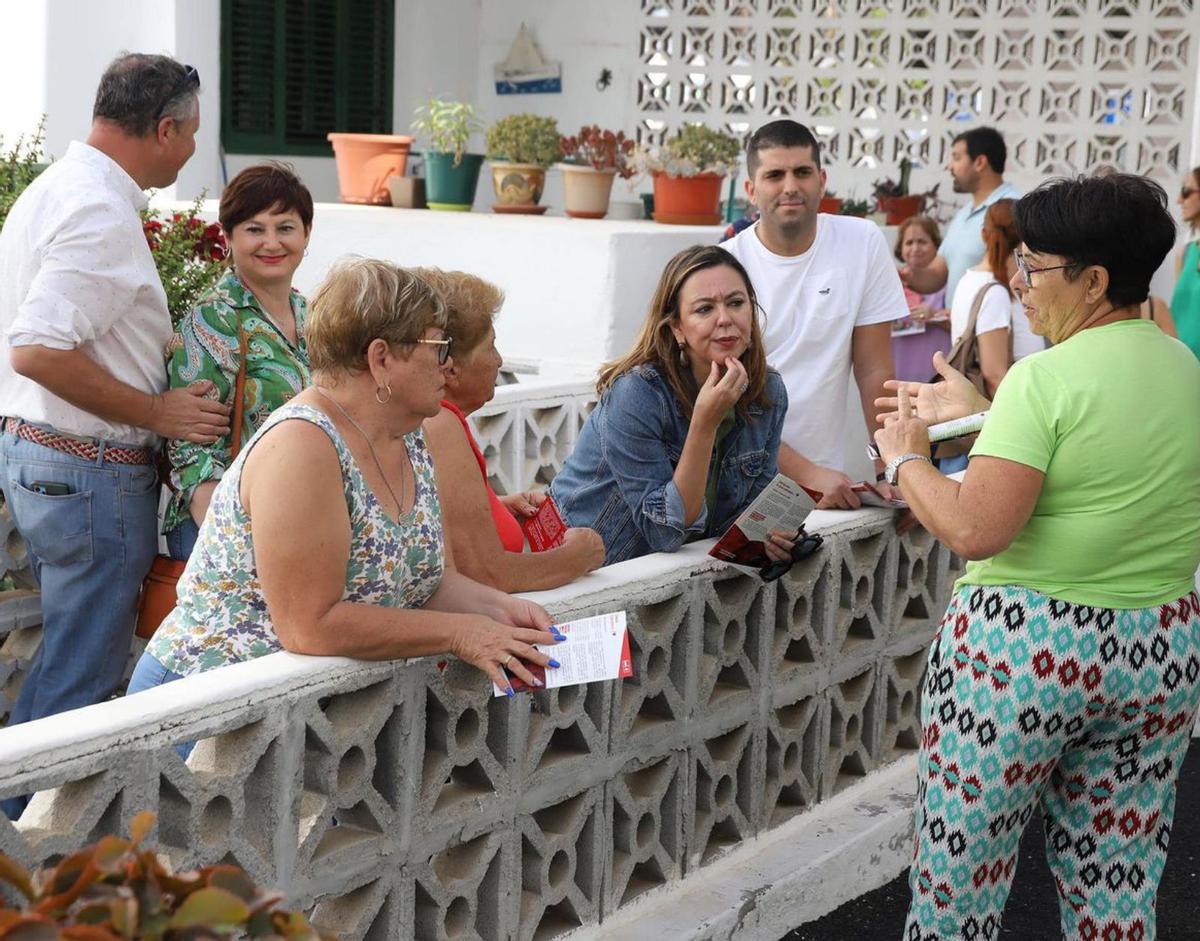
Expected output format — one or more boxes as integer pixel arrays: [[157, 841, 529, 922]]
[[230, 313, 249, 460], [945, 280, 1004, 372]]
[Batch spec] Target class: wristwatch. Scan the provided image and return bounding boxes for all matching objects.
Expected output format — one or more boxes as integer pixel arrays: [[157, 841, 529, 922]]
[[884, 453, 932, 486]]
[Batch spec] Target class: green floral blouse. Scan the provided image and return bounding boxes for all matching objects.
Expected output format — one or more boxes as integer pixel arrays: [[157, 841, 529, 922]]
[[164, 270, 310, 534]]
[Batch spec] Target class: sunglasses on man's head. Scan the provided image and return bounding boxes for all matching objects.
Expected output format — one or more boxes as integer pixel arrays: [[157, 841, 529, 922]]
[[155, 64, 200, 122], [759, 528, 824, 583]]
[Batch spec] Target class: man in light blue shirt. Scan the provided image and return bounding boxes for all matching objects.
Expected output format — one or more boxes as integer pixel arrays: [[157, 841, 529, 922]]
[[904, 127, 1020, 303]]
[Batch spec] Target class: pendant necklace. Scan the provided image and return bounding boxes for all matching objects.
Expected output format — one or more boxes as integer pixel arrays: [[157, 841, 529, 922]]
[[313, 385, 407, 518]]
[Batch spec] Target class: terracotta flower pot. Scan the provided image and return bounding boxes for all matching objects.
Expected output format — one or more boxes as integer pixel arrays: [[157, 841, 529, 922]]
[[558, 164, 617, 219], [876, 194, 924, 226], [327, 133, 414, 205], [651, 172, 725, 225], [490, 161, 547, 213], [819, 196, 843, 214]]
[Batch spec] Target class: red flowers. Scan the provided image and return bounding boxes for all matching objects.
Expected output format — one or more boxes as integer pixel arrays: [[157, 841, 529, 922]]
[[141, 197, 230, 325]]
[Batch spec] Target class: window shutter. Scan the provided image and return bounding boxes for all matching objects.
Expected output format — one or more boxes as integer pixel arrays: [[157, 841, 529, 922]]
[[338, 0, 394, 135], [221, 0, 278, 152], [283, 0, 338, 148]]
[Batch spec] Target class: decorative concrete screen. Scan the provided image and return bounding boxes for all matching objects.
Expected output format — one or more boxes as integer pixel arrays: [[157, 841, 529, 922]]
[[0, 512, 957, 939], [635, 0, 1198, 193]]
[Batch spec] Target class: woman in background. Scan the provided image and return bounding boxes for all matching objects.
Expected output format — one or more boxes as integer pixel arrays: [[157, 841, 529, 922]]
[[891, 216, 950, 382]]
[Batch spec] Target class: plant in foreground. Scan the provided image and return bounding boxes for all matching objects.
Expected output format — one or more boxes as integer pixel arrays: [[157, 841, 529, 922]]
[[0, 810, 336, 940]]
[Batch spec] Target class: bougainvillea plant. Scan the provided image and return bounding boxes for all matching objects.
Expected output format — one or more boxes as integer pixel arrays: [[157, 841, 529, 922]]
[[142, 196, 229, 327], [0, 810, 336, 940]]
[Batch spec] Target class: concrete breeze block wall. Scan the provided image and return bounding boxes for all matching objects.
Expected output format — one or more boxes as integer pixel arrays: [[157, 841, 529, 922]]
[[0, 505, 955, 939]]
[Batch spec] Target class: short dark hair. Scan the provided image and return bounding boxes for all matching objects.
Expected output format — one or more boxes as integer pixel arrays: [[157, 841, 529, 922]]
[[952, 127, 1007, 175], [746, 120, 822, 178], [93, 54, 198, 137], [219, 162, 315, 234], [1013, 173, 1176, 308]]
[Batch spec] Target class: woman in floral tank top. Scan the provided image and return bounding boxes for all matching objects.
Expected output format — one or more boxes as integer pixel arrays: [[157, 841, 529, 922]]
[[129, 258, 562, 710]]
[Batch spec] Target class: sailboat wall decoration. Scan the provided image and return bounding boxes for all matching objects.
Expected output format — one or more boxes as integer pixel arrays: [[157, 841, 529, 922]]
[[495, 23, 562, 95]]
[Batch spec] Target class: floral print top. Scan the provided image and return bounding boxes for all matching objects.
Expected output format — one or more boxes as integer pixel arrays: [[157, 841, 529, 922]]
[[163, 269, 311, 534], [148, 402, 445, 675]]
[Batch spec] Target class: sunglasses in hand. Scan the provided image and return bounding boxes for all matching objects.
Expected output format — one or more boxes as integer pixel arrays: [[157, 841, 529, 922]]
[[759, 527, 825, 583]]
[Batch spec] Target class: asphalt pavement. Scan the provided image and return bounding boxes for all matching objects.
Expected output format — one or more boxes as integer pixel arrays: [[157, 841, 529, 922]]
[[783, 740, 1200, 940]]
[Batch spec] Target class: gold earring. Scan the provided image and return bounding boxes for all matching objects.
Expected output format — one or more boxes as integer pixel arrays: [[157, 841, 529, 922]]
[[375, 382, 392, 405]]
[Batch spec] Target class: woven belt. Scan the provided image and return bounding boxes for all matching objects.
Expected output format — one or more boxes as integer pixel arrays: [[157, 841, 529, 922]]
[[1, 418, 156, 466]]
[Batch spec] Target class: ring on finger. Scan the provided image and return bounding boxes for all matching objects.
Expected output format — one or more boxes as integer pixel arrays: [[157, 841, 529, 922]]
[[502, 654, 514, 668]]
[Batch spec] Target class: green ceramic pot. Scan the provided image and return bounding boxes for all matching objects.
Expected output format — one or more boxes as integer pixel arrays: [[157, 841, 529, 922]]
[[424, 152, 484, 211]]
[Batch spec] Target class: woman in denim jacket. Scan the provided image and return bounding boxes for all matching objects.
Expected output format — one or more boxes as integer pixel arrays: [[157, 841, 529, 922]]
[[551, 245, 791, 565]]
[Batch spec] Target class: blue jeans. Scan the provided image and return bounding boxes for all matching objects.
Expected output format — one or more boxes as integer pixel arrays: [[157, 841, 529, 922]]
[[0, 424, 160, 818], [165, 516, 200, 562], [127, 651, 193, 760]]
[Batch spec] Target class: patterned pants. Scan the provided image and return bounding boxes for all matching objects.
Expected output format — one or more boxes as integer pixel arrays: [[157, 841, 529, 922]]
[[905, 585, 1200, 941]]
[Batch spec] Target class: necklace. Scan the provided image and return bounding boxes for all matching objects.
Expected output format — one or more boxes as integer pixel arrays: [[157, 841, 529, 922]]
[[313, 385, 407, 518]]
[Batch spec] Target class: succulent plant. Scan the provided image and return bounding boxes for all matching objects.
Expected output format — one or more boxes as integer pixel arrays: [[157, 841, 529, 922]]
[[485, 114, 562, 168]]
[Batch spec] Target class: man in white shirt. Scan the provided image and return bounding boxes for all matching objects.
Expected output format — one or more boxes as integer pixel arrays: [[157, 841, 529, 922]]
[[0, 55, 230, 781], [724, 120, 905, 507], [903, 127, 1021, 302]]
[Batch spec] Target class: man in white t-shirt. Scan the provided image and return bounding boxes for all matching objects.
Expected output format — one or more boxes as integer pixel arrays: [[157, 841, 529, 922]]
[[724, 120, 906, 507]]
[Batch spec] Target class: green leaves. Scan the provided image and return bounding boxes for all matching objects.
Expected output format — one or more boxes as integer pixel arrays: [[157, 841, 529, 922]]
[[485, 114, 562, 168], [0, 117, 48, 233], [411, 98, 483, 163], [141, 196, 230, 328]]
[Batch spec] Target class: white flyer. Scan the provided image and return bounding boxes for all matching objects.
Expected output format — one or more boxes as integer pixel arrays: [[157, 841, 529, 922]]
[[493, 611, 632, 696]]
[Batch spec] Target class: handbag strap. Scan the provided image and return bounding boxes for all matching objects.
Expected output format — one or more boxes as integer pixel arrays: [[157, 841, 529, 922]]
[[946, 280, 1007, 371], [230, 313, 249, 460]]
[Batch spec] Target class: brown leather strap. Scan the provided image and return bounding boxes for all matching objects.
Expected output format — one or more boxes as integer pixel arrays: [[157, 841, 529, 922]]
[[230, 314, 248, 459]]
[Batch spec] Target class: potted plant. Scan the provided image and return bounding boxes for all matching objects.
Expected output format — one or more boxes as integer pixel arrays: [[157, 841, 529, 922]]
[[872, 157, 937, 225], [840, 197, 873, 218], [485, 113, 562, 214], [0, 811, 334, 939], [411, 97, 485, 212], [326, 131, 415, 205], [557, 126, 635, 219], [818, 189, 843, 214], [635, 124, 741, 225]]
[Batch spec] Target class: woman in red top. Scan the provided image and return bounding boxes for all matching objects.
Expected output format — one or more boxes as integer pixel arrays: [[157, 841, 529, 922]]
[[420, 269, 605, 591]]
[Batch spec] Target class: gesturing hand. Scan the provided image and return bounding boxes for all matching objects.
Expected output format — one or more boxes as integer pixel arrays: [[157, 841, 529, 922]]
[[874, 351, 990, 427], [873, 386, 932, 466], [693, 357, 748, 430], [149, 381, 233, 444]]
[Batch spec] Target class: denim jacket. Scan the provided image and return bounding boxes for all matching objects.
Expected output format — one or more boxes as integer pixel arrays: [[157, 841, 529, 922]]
[[550, 364, 787, 565]]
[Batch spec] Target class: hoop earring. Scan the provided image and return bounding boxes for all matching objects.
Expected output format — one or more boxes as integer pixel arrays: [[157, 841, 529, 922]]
[[677, 342, 689, 367], [375, 382, 392, 405]]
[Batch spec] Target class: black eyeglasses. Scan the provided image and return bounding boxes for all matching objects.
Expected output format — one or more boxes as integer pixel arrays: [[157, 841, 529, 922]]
[[759, 528, 824, 583], [1013, 250, 1071, 288], [1183, 187, 1199, 199], [155, 65, 200, 122], [415, 336, 454, 365]]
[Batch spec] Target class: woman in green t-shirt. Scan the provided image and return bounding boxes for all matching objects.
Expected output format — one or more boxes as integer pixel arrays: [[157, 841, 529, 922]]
[[874, 173, 1200, 941]]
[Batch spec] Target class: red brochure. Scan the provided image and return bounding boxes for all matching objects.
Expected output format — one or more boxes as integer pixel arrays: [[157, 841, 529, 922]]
[[522, 495, 567, 551]]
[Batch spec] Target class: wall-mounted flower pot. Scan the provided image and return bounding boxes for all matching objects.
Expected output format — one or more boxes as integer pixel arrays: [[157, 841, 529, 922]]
[[489, 161, 548, 214], [876, 195, 924, 226], [819, 196, 843, 214], [651, 172, 724, 225], [558, 164, 617, 219], [425, 152, 484, 211], [327, 133, 414, 205]]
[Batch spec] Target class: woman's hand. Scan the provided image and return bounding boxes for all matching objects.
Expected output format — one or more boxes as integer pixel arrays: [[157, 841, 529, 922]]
[[693, 357, 748, 430], [450, 616, 562, 694], [500, 490, 546, 519], [874, 350, 990, 426], [873, 386, 932, 465], [909, 303, 934, 323], [562, 527, 605, 572]]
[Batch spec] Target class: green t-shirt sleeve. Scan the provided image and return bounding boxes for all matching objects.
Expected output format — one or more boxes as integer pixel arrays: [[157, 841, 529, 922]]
[[969, 358, 1061, 472]]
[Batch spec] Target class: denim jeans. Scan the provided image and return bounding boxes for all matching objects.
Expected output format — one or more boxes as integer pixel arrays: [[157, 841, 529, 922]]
[[127, 651, 193, 760], [0, 423, 160, 818], [165, 516, 200, 562]]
